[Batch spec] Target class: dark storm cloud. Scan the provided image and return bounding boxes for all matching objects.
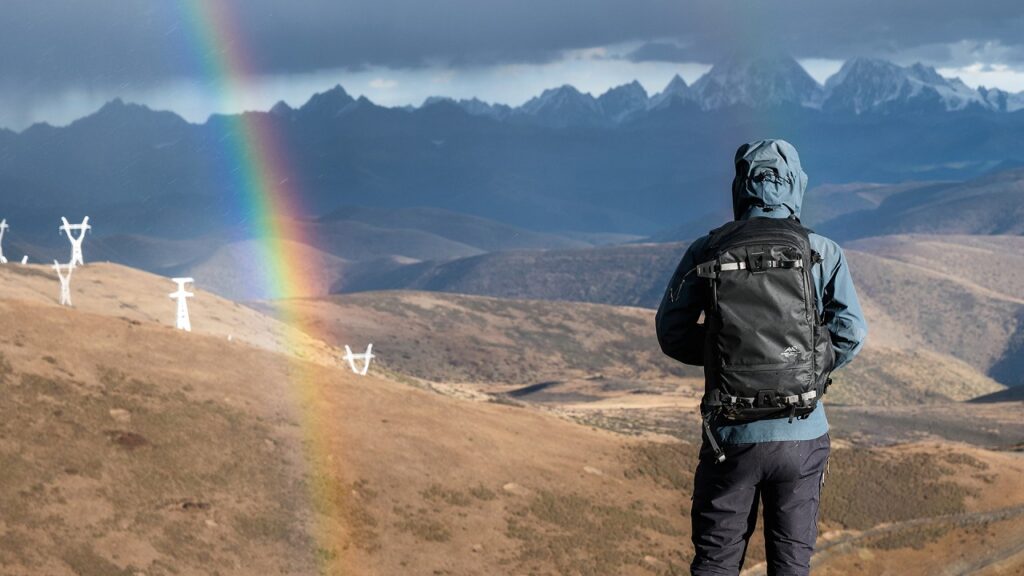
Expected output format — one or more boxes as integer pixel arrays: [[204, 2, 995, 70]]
[[0, 0, 686, 91], [2, 0, 1024, 91], [626, 42, 694, 63]]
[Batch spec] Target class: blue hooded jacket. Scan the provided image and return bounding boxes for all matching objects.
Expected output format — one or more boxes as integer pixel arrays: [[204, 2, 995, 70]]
[[656, 139, 868, 444]]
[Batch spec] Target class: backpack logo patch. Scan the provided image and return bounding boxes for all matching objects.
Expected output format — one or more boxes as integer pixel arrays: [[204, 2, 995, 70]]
[[780, 346, 800, 360]]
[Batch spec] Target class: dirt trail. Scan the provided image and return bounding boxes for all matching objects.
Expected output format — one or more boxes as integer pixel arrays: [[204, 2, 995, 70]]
[[953, 538, 1024, 575]]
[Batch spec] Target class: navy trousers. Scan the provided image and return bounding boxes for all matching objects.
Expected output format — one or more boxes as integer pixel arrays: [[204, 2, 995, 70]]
[[690, 433, 830, 576]]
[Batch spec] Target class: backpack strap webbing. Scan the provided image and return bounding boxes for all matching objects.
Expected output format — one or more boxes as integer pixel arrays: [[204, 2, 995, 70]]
[[704, 389, 817, 409], [694, 257, 804, 278]]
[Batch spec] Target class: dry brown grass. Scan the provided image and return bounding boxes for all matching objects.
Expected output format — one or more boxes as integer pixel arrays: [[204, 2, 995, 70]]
[[828, 347, 1003, 404], [506, 489, 685, 575], [273, 290, 701, 387], [0, 363, 313, 574], [821, 449, 976, 530], [624, 441, 700, 494]]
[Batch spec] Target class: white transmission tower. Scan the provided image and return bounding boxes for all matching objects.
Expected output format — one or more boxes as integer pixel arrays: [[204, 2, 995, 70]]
[[169, 278, 195, 332], [343, 344, 375, 376], [59, 216, 91, 268], [0, 219, 8, 264], [53, 260, 74, 306]]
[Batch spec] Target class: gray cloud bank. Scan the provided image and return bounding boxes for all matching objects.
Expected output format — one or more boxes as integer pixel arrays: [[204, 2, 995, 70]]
[[2, 0, 1024, 92]]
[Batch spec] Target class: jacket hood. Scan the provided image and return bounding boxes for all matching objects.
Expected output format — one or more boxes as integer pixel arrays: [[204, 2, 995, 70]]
[[731, 139, 808, 220]]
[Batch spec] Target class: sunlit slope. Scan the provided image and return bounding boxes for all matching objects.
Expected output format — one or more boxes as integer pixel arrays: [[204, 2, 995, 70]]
[[0, 261, 336, 364], [0, 298, 320, 574], [0, 260, 1021, 575], [847, 234, 1024, 302], [0, 264, 691, 575], [846, 244, 1023, 387]]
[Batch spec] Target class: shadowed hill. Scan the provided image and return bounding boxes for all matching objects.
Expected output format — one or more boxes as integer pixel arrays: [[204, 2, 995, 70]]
[[799, 181, 949, 227], [971, 386, 1024, 403], [338, 242, 688, 308], [162, 238, 350, 301], [318, 205, 592, 251], [13, 209, 599, 302], [648, 181, 943, 242], [281, 218, 486, 262], [821, 168, 1024, 240]]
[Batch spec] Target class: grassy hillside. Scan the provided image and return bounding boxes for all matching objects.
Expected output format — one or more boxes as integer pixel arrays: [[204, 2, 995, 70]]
[[270, 291, 1003, 406], [0, 261, 1022, 574], [0, 301, 319, 575], [0, 262, 336, 363], [333, 234, 1023, 390], [845, 247, 1022, 385], [273, 291, 703, 386], [0, 263, 694, 574], [847, 235, 1024, 303]]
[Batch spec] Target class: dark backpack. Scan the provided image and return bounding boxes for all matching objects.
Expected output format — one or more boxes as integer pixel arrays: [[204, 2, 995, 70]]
[[694, 217, 835, 457]]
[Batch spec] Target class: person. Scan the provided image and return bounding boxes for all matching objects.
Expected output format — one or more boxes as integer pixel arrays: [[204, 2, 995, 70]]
[[655, 139, 867, 576]]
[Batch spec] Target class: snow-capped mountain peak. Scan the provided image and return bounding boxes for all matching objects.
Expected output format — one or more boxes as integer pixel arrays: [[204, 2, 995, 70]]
[[520, 85, 598, 113], [597, 81, 649, 122], [690, 54, 823, 110], [648, 74, 690, 109], [517, 85, 604, 127], [823, 58, 988, 113]]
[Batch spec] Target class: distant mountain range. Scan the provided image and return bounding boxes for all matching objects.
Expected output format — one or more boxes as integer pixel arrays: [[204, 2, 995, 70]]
[[2, 54, 1024, 241], [425, 55, 1024, 121]]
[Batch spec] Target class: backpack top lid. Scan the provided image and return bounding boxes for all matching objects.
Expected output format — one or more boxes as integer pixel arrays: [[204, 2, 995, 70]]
[[732, 139, 808, 221]]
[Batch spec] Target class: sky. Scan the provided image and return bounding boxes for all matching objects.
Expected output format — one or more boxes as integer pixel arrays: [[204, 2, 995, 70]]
[[2, 0, 1024, 130]]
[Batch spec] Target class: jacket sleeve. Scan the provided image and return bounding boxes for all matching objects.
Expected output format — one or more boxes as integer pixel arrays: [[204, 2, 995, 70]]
[[819, 244, 868, 369], [655, 237, 709, 366]]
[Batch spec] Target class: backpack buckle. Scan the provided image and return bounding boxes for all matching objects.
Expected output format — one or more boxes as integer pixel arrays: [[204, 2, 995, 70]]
[[696, 260, 719, 279], [755, 389, 777, 407], [747, 251, 767, 274]]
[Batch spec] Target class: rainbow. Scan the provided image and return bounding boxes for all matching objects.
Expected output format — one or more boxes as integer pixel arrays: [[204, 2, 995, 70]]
[[178, 1, 310, 301], [176, 0, 349, 569]]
